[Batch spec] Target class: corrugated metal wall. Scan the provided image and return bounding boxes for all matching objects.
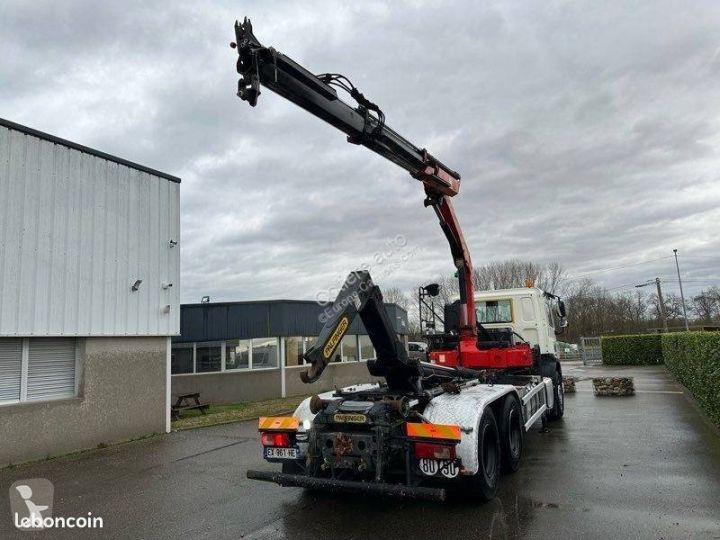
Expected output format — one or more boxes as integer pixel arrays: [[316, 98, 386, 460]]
[[0, 122, 180, 336]]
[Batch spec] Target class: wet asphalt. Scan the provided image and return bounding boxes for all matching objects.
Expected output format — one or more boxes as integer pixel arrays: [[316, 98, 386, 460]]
[[1, 362, 719, 540]]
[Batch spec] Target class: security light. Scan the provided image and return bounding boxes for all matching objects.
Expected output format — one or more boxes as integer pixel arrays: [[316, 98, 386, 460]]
[[131, 279, 142, 291], [423, 283, 440, 297], [201, 296, 210, 304]]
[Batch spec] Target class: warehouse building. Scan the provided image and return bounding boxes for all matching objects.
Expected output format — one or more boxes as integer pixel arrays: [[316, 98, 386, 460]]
[[0, 118, 180, 467], [171, 300, 409, 403]]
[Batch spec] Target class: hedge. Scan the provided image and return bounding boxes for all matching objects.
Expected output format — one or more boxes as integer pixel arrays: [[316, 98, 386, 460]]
[[601, 334, 663, 366], [662, 332, 720, 426]]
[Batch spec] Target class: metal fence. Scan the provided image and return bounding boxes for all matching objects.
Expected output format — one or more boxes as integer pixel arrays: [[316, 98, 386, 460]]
[[558, 349, 581, 362], [580, 336, 603, 365]]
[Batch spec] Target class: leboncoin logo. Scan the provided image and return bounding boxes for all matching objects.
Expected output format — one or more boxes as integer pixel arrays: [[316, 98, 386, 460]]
[[9, 478, 103, 530]]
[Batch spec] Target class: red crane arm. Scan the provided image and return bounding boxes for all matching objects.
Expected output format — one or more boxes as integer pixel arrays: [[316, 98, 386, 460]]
[[427, 194, 476, 339], [232, 18, 478, 342]]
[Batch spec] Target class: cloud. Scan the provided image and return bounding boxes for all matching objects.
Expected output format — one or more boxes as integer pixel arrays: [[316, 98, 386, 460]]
[[1, 0, 719, 304]]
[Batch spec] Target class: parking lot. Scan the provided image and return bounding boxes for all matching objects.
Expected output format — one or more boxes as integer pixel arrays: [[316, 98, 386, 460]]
[[1, 362, 719, 539]]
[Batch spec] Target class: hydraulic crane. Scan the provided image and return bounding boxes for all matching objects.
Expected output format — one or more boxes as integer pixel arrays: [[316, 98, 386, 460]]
[[233, 18, 566, 501], [232, 18, 537, 383]]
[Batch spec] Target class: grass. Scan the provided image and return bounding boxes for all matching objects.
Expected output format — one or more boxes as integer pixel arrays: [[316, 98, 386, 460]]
[[171, 395, 310, 431]]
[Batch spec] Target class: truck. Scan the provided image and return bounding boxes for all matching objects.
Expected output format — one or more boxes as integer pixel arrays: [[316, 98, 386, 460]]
[[232, 18, 568, 501], [407, 341, 428, 362], [472, 287, 567, 358], [440, 285, 567, 364]]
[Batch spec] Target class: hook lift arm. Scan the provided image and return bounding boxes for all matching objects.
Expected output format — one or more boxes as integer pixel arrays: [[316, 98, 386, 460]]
[[231, 18, 478, 386]]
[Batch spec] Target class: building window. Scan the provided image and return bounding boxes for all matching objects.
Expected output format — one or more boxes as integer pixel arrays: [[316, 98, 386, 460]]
[[303, 337, 316, 354], [226, 339, 250, 370], [171, 337, 283, 374], [359, 335, 375, 360], [340, 335, 358, 362], [196, 344, 221, 373], [284, 336, 320, 367], [171, 345, 193, 374], [285, 337, 304, 367], [0, 338, 77, 405], [252, 338, 278, 369]]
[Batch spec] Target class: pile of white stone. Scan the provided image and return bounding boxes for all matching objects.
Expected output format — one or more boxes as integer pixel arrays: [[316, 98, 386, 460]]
[[592, 377, 635, 396], [562, 376, 576, 393]]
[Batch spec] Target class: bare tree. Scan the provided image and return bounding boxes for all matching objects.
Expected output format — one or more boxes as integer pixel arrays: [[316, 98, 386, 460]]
[[418, 259, 717, 342], [648, 292, 684, 325], [382, 286, 411, 311], [539, 261, 567, 295], [434, 273, 459, 307], [664, 293, 685, 322], [470, 260, 567, 293], [693, 288, 720, 323]]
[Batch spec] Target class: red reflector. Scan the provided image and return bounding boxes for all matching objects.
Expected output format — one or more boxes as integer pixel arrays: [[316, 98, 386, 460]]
[[261, 432, 291, 447], [414, 441, 456, 460]]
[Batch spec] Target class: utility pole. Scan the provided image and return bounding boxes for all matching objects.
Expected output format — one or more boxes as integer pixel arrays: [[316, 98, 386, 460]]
[[673, 249, 690, 331], [655, 278, 668, 333], [636, 278, 668, 332]]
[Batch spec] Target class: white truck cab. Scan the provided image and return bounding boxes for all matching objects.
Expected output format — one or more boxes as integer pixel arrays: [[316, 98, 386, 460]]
[[474, 287, 566, 357]]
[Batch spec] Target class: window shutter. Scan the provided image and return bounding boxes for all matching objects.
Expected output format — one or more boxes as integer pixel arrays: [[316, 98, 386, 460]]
[[0, 339, 22, 403], [27, 339, 76, 401]]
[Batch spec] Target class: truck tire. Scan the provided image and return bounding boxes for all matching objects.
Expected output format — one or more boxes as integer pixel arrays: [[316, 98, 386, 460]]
[[548, 373, 565, 422], [547, 368, 564, 421], [462, 408, 500, 500], [541, 356, 564, 421], [499, 394, 523, 474]]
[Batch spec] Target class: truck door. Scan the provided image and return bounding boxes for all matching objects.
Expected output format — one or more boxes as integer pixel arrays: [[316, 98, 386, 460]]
[[517, 295, 540, 348]]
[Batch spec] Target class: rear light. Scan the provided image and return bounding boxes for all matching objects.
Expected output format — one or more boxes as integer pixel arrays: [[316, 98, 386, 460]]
[[413, 441, 456, 460], [261, 432, 291, 447]]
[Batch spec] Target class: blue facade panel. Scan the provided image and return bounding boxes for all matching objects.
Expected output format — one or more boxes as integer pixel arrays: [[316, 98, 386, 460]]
[[174, 300, 408, 343]]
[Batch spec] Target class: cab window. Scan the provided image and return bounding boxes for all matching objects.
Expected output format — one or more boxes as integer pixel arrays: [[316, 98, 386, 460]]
[[476, 299, 512, 323]]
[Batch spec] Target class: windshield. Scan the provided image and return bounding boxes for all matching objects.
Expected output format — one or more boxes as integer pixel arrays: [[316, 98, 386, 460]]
[[476, 299, 513, 324]]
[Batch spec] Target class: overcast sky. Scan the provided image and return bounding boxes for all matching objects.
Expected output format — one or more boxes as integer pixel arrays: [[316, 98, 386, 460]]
[[2, 1, 719, 304]]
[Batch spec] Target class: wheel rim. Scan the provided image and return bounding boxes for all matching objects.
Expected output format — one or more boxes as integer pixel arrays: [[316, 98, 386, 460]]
[[482, 424, 498, 480]]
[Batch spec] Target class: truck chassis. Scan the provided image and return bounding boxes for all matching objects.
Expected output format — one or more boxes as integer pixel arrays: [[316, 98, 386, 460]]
[[245, 271, 559, 501], [248, 375, 553, 501]]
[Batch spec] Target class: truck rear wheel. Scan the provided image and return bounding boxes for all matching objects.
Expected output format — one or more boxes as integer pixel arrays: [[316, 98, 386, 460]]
[[548, 373, 565, 420], [499, 394, 523, 474], [541, 356, 564, 421], [547, 369, 564, 421], [461, 408, 500, 500]]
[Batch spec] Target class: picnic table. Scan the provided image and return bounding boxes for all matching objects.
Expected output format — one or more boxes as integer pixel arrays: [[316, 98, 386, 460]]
[[171, 393, 209, 420]]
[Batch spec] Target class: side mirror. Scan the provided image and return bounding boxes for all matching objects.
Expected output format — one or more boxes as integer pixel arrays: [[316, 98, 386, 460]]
[[554, 316, 568, 336], [556, 300, 567, 318]]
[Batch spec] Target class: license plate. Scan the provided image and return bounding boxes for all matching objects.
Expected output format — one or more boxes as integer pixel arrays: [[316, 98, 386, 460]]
[[333, 413, 367, 424], [264, 447, 299, 459], [418, 458, 459, 478]]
